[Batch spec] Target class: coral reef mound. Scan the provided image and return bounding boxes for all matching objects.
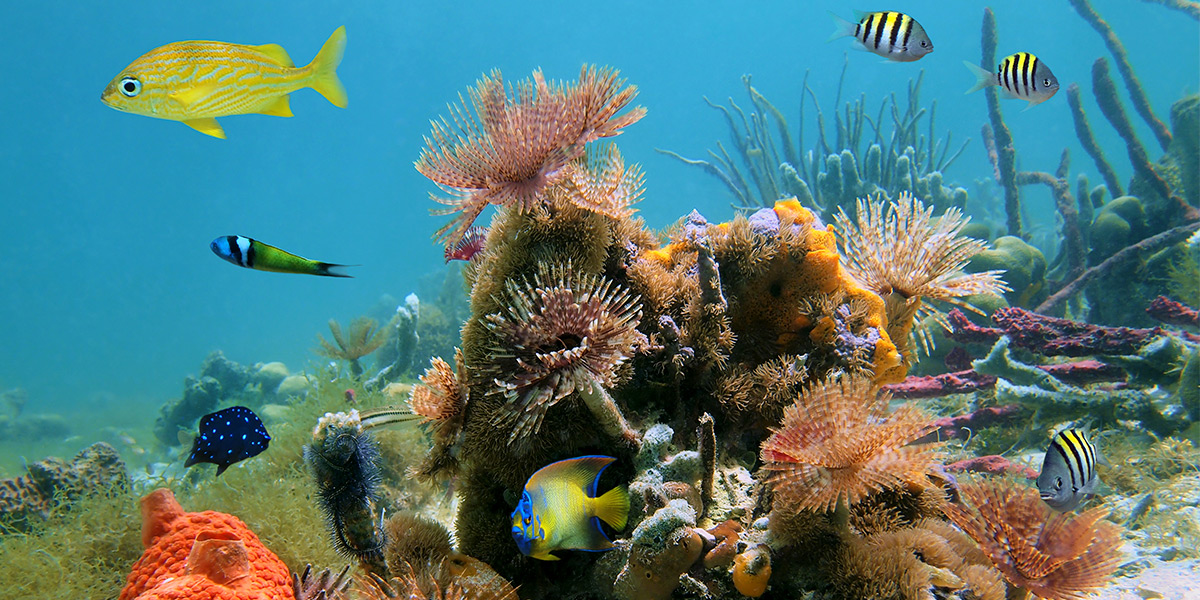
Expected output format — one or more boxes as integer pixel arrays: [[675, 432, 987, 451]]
[[119, 488, 293, 600]]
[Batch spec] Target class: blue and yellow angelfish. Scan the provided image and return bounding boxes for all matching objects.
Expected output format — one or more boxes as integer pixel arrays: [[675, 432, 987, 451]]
[[511, 455, 630, 561]]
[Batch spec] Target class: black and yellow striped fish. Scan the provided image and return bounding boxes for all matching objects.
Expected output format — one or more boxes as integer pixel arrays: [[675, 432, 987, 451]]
[[964, 52, 1060, 108], [1036, 428, 1099, 511], [210, 235, 353, 277], [829, 11, 933, 62]]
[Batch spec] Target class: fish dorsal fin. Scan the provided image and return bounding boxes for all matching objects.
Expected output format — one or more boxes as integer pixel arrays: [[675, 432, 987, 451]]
[[529, 455, 615, 497], [252, 43, 294, 67], [256, 94, 293, 118], [186, 532, 250, 585], [182, 118, 226, 139]]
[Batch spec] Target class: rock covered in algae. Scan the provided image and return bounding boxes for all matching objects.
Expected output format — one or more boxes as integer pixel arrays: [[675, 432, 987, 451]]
[[0, 442, 127, 532]]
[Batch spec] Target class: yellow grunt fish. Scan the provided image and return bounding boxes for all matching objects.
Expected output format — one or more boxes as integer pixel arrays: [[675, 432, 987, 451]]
[[102, 27, 347, 139]]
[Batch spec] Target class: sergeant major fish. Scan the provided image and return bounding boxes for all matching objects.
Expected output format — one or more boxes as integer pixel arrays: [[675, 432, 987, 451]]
[[211, 235, 354, 277], [102, 26, 347, 138], [511, 455, 630, 561], [1037, 428, 1099, 512], [828, 11, 933, 62], [964, 52, 1060, 108]]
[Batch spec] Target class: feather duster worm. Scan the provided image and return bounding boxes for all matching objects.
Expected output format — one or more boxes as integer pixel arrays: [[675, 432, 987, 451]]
[[760, 375, 943, 513], [941, 479, 1123, 600], [408, 350, 469, 483], [834, 191, 1009, 372], [415, 65, 646, 246], [484, 263, 645, 445]]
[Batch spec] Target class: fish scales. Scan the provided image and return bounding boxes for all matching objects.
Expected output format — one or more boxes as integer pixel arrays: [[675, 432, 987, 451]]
[[131, 44, 308, 118]]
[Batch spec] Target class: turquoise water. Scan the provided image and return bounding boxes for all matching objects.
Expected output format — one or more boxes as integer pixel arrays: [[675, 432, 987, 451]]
[[0, 0, 1195, 464]]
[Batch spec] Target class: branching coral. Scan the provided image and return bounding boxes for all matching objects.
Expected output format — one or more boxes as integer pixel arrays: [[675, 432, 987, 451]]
[[760, 374, 943, 513], [942, 479, 1123, 600], [415, 65, 646, 246], [316, 317, 388, 378], [483, 263, 645, 445], [835, 191, 1008, 366]]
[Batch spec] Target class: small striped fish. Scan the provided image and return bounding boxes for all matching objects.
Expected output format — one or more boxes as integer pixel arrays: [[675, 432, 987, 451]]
[[1036, 428, 1099, 511], [829, 11, 933, 62], [964, 52, 1060, 108], [102, 27, 347, 138]]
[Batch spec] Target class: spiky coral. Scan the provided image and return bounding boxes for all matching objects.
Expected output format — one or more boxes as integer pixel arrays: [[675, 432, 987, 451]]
[[835, 191, 1008, 369], [483, 263, 645, 444], [316, 317, 388, 377], [415, 65, 646, 246], [760, 375, 943, 513], [942, 479, 1123, 600]]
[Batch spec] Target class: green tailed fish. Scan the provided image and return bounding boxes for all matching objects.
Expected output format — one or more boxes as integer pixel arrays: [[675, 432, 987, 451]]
[[963, 52, 1060, 109], [101, 27, 347, 138], [1037, 428, 1099, 511], [828, 10, 933, 62], [211, 235, 353, 277], [511, 455, 630, 561]]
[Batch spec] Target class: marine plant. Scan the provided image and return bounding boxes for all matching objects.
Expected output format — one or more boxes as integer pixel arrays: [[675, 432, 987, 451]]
[[414, 65, 646, 247], [316, 316, 389, 378], [941, 478, 1123, 599], [659, 69, 969, 221]]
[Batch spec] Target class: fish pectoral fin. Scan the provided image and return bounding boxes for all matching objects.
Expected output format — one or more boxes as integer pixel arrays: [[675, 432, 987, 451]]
[[169, 86, 215, 109], [252, 43, 294, 67], [183, 118, 227, 139], [256, 95, 293, 118]]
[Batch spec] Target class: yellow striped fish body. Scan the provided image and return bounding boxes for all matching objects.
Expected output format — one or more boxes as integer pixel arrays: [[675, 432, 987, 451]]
[[829, 10, 932, 62], [1037, 428, 1099, 511], [102, 27, 347, 138], [963, 52, 1060, 108]]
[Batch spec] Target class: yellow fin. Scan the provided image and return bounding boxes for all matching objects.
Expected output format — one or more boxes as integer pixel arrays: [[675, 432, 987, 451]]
[[256, 94, 293, 117], [529, 456, 615, 493], [306, 26, 348, 108], [592, 485, 630, 531], [169, 86, 213, 109], [183, 118, 226, 139], [252, 43, 294, 67]]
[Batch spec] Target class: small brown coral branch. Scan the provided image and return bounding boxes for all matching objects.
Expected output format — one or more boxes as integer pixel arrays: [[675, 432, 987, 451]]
[[1017, 162, 1086, 281], [942, 479, 1123, 599], [979, 8, 1022, 237], [316, 317, 388, 377], [760, 375, 943, 513], [1147, 295, 1200, 327], [415, 65, 645, 246], [697, 412, 716, 514], [1067, 83, 1124, 198], [1069, 0, 1172, 150], [1037, 221, 1200, 313], [1140, 0, 1200, 19]]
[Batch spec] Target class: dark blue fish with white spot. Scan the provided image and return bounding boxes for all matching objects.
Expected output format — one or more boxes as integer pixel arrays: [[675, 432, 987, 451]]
[[185, 406, 271, 476]]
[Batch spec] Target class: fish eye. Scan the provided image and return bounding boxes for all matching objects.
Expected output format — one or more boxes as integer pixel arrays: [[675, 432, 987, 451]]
[[1054, 476, 1063, 489], [120, 77, 141, 97], [920, 40, 928, 47], [1043, 78, 1052, 87]]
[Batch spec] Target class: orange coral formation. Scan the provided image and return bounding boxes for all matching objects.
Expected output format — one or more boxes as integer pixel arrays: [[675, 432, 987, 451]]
[[942, 479, 1123, 600], [415, 64, 646, 246], [759, 375, 943, 513], [119, 488, 293, 600], [731, 544, 772, 598]]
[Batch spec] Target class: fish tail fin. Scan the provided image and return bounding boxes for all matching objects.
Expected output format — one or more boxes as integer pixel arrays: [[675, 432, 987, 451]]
[[827, 11, 858, 43], [963, 60, 995, 95], [593, 485, 630, 531], [308, 26, 348, 108], [315, 262, 355, 278]]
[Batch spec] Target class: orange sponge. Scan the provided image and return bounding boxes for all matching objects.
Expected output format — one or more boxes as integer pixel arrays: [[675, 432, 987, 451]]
[[119, 488, 293, 600]]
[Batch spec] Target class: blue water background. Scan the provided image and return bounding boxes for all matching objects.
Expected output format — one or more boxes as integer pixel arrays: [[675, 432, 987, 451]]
[[0, 1, 1195, 454]]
